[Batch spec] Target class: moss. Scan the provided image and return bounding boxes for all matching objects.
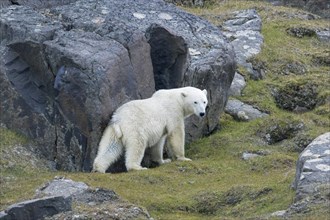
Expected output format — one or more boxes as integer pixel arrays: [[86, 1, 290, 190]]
[[0, 128, 29, 149]]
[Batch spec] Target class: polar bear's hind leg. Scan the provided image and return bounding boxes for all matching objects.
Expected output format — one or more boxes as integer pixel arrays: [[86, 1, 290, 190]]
[[150, 135, 171, 165], [125, 139, 148, 171]]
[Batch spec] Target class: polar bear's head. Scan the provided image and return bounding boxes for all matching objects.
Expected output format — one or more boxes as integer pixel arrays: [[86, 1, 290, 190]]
[[182, 87, 208, 118]]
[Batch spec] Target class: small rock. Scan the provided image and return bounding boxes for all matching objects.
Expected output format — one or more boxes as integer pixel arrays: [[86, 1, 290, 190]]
[[228, 72, 246, 96], [270, 210, 287, 217], [225, 99, 268, 121], [316, 30, 330, 42], [237, 111, 249, 121], [36, 178, 89, 199], [242, 152, 260, 160]]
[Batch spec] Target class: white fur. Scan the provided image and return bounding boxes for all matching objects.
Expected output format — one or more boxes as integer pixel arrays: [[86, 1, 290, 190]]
[[93, 87, 208, 173]]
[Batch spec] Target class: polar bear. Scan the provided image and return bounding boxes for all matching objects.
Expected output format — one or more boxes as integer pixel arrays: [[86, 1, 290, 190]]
[[93, 86, 208, 173]]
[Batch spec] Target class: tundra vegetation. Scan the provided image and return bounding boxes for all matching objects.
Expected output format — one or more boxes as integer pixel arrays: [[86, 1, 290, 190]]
[[0, 0, 329, 219]]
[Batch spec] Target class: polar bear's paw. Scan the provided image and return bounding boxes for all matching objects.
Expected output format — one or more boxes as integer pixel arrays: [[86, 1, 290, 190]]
[[163, 159, 172, 164], [127, 165, 148, 171], [177, 157, 192, 161]]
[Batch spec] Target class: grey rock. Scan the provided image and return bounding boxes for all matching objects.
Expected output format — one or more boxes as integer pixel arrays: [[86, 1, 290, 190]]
[[225, 99, 268, 121], [1, 178, 151, 220], [293, 132, 330, 192], [222, 9, 264, 80], [228, 72, 246, 96], [0, 196, 71, 220], [270, 210, 287, 217], [0, 0, 77, 9], [242, 152, 260, 160], [316, 30, 330, 42], [36, 177, 89, 199], [242, 150, 270, 160], [0, 0, 235, 171], [35, 178, 151, 220], [272, 132, 330, 217]]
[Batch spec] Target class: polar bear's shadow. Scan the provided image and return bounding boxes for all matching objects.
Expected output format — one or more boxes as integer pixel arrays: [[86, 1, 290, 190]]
[[105, 147, 170, 173]]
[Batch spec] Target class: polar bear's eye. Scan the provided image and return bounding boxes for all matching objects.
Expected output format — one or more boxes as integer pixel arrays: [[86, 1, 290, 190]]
[[194, 101, 198, 104], [203, 101, 206, 104]]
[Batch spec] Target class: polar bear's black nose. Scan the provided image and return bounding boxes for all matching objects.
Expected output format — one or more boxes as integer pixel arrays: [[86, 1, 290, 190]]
[[199, 112, 205, 117]]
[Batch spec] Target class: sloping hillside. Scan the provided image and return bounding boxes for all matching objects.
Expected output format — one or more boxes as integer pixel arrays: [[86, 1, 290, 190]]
[[0, 1, 329, 219]]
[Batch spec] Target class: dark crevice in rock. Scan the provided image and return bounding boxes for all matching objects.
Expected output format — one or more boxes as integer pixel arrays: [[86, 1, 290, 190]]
[[10, 0, 20, 5], [146, 24, 188, 90], [4, 47, 53, 118]]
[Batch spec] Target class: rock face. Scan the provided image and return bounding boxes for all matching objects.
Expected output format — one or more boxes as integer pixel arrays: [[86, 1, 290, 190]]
[[0, 0, 77, 9], [0, 196, 71, 220], [271, 132, 330, 217], [0, 178, 151, 220], [228, 72, 246, 96], [0, 0, 236, 171], [293, 132, 330, 200], [222, 9, 264, 80]]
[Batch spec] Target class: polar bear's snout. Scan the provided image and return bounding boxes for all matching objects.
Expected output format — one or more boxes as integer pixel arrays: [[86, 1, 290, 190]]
[[199, 112, 205, 117]]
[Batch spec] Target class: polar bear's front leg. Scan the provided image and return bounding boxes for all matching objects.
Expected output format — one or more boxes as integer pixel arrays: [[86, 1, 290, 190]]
[[168, 126, 192, 161], [125, 139, 148, 171]]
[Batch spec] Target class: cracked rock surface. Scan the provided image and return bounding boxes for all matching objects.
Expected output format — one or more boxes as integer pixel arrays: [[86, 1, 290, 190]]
[[271, 132, 330, 218], [222, 9, 264, 80], [0, 177, 151, 220], [0, 0, 235, 172], [293, 132, 330, 197]]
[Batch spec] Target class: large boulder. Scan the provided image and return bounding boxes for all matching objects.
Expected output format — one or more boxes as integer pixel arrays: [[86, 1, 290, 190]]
[[0, 0, 235, 172], [0, 196, 71, 220], [222, 9, 264, 80], [0, 177, 151, 220], [293, 132, 330, 199], [270, 132, 330, 218]]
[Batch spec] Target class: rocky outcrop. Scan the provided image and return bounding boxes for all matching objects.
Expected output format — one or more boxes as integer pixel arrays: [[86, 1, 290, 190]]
[[222, 9, 264, 80], [0, 0, 236, 172], [0, 177, 151, 220], [228, 72, 246, 96], [0, 196, 71, 220], [271, 132, 330, 218], [222, 10, 267, 122], [293, 132, 330, 199], [0, 0, 77, 9]]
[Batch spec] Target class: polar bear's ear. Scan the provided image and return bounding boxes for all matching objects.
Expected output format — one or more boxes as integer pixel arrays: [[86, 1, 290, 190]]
[[203, 89, 207, 96], [181, 92, 187, 98]]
